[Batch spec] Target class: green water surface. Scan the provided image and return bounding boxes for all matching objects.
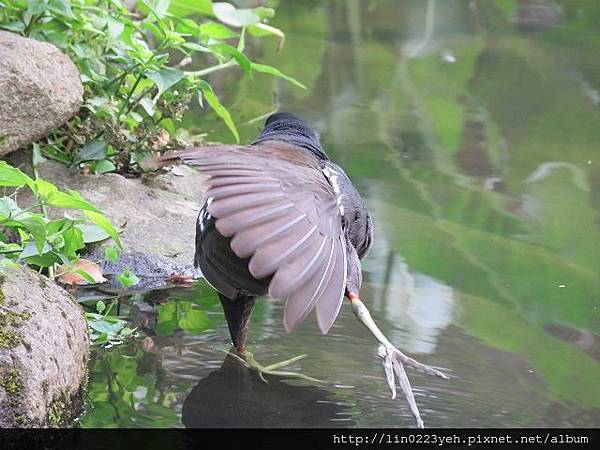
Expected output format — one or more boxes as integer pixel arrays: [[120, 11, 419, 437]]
[[79, 0, 600, 428]]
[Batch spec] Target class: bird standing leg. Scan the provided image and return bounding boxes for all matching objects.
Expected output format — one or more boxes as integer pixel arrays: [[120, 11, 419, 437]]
[[219, 293, 321, 383], [219, 293, 256, 353], [347, 292, 449, 428]]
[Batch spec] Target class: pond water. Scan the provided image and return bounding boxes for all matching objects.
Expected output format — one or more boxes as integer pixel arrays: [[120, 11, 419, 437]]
[[77, 0, 600, 428]]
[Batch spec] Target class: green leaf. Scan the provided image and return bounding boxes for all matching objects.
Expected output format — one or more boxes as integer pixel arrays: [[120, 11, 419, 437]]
[[169, 0, 213, 16], [106, 17, 125, 43], [116, 267, 140, 287], [19, 216, 47, 254], [0, 21, 25, 33], [182, 42, 210, 52], [27, 0, 47, 16], [104, 245, 120, 262], [62, 227, 85, 258], [251, 63, 306, 89], [210, 42, 251, 74], [75, 139, 108, 164], [247, 23, 285, 51], [96, 300, 106, 314], [76, 268, 97, 284], [46, 191, 101, 212], [0, 161, 34, 189], [0, 197, 22, 220], [89, 318, 124, 334], [32, 143, 46, 166], [198, 80, 239, 142], [212, 2, 261, 27], [138, 97, 155, 116], [95, 159, 116, 174], [76, 224, 111, 243], [178, 306, 210, 333], [161, 118, 176, 137], [34, 178, 58, 201], [24, 251, 59, 268], [48, 0, 76, 19], [143, 20, 164, 40], [253, 7, 275, 21], [156, 301, 178, 336], [147, 67, 185, 98], [20, 240, 52, 258], [174, 18, 202, 36], [85, 211, 122, 249], [0, 258, 21, 268], [143, 0, 170, 18], [199, 21, 238, 39]]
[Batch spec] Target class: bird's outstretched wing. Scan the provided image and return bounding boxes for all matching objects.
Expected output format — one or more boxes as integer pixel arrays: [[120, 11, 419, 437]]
[[154, 142, 347, 334]]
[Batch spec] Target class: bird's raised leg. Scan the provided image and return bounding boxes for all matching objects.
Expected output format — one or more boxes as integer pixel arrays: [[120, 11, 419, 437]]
[[347, 292, 449, 428]]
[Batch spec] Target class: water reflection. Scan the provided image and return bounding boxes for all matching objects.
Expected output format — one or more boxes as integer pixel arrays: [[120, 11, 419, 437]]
[[182, 355, 353, 428], [80, 0, 600, 428]]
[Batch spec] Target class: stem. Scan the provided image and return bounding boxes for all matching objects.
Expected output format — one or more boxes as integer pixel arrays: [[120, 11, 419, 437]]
[[23, 14, 39, 35], [184, 59, 237, 77], [124, 86, 155, 116], [117, 41, 166, 117], [117, 72, 144, 117], [31, 151, 53, 279]]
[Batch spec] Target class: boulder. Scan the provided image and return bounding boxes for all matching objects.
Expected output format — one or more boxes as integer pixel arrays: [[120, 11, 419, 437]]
[[0, 265, 89, 427], [0, 31, 83, 156], [7, 153, 208, 267]]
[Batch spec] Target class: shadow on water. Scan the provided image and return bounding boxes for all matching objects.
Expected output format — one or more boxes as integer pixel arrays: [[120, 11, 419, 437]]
[[182, 354, 353, 428], [76, 0, 600, 428]]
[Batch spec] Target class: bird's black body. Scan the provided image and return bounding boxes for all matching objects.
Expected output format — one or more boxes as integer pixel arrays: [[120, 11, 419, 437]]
[[160, 113, 373, 351]]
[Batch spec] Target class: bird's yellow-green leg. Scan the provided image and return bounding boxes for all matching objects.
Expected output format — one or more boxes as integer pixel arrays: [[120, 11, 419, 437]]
[[347, 293, 449, 428], [227, 349, 323, 384]]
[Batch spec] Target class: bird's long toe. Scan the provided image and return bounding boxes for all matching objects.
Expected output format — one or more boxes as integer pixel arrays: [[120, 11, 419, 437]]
[[349, 295, 449, 428], [230, 350, 323, 384]]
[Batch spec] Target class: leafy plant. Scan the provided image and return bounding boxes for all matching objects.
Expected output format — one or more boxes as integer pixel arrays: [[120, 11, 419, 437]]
[[0, 0, 304, 173], [86, 299, 137, 348], [0, 160, 121, 279]]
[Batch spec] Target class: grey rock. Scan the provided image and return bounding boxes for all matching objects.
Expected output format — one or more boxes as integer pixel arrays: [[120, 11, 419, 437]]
[[82, 250, 202, 292], [0, 265, 89, 427], [0, 31, 83, 156], [9, 154, 208, 267]]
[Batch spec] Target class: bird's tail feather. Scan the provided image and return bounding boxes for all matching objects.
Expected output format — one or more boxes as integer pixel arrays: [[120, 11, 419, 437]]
[[139, 146, 245, 172]]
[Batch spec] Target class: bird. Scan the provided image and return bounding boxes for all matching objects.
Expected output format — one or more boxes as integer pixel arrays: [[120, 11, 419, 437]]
[[150, 112, 448, 427]]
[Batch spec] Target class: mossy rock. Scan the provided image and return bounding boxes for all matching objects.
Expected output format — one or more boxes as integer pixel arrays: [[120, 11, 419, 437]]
[[0, 266, 89, 427]]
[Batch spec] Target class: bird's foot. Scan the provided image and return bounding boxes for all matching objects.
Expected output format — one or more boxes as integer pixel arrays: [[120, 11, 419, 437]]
[[228, 350, 323, 384], [348, 294, 449, 428]]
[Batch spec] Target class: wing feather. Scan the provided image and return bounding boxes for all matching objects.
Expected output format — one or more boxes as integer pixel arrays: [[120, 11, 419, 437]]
[[316, 236, 347, 333], [282, 236, 336, 332], [156, 143, 349, 333]]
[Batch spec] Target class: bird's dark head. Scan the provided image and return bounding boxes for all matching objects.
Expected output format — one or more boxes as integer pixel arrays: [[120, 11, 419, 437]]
[[252, 112, 329, 160]]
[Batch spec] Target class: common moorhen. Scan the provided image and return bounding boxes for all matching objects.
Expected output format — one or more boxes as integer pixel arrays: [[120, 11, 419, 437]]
[[153, 112, 448, 427]]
